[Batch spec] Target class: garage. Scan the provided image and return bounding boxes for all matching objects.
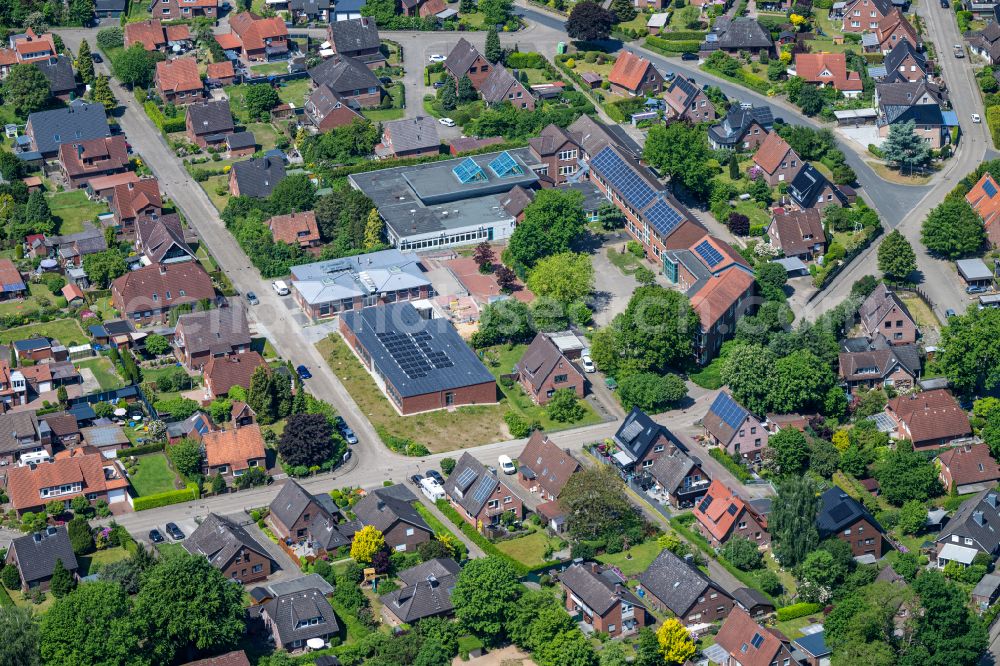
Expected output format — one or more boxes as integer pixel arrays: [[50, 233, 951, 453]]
[[108, 488, 128, 504]]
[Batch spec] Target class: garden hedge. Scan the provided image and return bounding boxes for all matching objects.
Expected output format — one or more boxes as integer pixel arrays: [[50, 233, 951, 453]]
[[644, 36, 701, 54], [119, 441, 166, 457], [988, 106, 1000, 147], [133, 483, 200, 511], [776, 602, 823, 621], [144, 101, 185, 133]]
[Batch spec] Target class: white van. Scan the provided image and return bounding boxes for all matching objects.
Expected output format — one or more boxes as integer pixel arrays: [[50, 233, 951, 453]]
[[272, 280, 290, 296]]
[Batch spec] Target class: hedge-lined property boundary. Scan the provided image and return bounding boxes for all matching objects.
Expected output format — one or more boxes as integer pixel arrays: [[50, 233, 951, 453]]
[[435, 498, 531, 575], [776, 602, 823, 621], [144, 101, 185, 133], [133, 483, 201, 511]]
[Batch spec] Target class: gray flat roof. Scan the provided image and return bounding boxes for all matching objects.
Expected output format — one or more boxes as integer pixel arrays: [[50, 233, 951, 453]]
[[290, 249, 430, 306], [341, 302, 495, 398], [957, 258, 993, 281], [349, 147, 540, 239]]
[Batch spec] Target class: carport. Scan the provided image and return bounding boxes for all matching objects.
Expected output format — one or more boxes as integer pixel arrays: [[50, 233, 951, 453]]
[[956, 258, 994, 287], [774, 257, 809, 276]]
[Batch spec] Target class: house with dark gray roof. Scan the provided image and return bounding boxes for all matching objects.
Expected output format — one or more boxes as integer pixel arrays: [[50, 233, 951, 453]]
[[638, 549, 733, 624], [731, 586, 775, 618], [353, 485, 432, 553], [327, 17, 384, 68], [183, 513, 273, 583], [560, 562, 651, 638], [443, 452, 522, 532], [380, 116, 440, 159], [788, 163, 849, 211], [514, 333, 585, 406], [25, 102, 111, 158], [380, 558, 460, 624], [479, 64, 534, 111], [817, 487, 888, 558], [289, 0, 331, 21], [229, 157, 286, 198], [307, 54, 383, 108], [0, 410, 45, 465], [174, 305, 252, 369], [136, 213, 195, 266], [838, 334, 921, 394], [34, 55, 77, 100], [267, 479, 358, 556], [936, 488, 1000, 567], [186, 100, 235, 149], [701, 17, 773, 55], [6, 525, 78, 591], [610, 407, 679, 478], [877, 102, 949, 149], [707, 104, 773, 150], [443, 38, 492, 91], [649, 450, 710, 508], [305, 83, 363, 132], [881, 39, 928, 83], [226, 131, 257, 157], [859, 284, 917, 344], [259, 587, 340, 651], [516, 429, 581, 501]]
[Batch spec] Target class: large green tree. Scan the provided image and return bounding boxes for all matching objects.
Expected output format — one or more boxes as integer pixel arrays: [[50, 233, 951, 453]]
[[767, 427, 810, 476], [270, 173, 315, 215], [505, 188, 586, 268], [921, 198, 986, 259], [2, 64, 50, 116], [0, 605, 40, 666], [565, 0, 614, 40], [559, 465, 644, 543], [111, 44, 160, 88], [756, 261, 787, 302], [451, 557, 522, 644], [936, 304, 1000, 396], [168, 438, 203, 478], [243, 83, 280, 121], [873, 440, 941, 506], [480, 0, 514, 24], [40, 581, 141, 666], [617, 372, 687, 412], [484, 27, 502, 63], [881, 120, 931, 174], [525, 252, 594, 305], [82, 249, 126, 288], [905, 571, 988, 666], [643, 122, 714, 201], [76, 39, 95, 86], [877, 229, 917, 281], [770, 477, 819, 567]]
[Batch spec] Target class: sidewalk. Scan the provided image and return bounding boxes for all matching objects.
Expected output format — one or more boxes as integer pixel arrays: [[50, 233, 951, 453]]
[[415, 492, 486, 559]]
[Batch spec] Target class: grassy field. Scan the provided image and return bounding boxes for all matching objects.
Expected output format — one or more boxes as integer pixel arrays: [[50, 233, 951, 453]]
[[129, 453, 179, 496], [47, 190, 109, 235], [689, 357, 724, 390], [78, 546, 131, 576], [0, 283, 61, 318], [277, 78, 311, 107], [202, 174, 231, 211], [362, 84, 406, 123], [596, 539, 663, 576], [494, 530, 562, 568], [607, 246, 644, 276], [899, 294, 940, 334], [76, 356, 125, 391], [246, 122, 281, 152], [0, 318, 87, 346], [156, 542, 187, 560], [250, 62, 289, 76]]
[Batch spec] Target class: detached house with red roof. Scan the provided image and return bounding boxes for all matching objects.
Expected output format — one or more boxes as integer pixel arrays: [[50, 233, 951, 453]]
[[124, 19, 191, 52], [153, 0, 218, 21], [111, 262, 216, 325], [608, 51, 664, 97], [11, 29, 56, 64], [268, 211, 321, 249], [58, 136, 129, 190], [228, 12, 288, 62], [937, 442, 1000, 495], [871, 9, 921, 54], [693, 480, 770, 547], [967, 172, 1000, 248], [885, 389, 972, 450], [6, 449, 130, 516], [205, 351, 269, 399], [752, 131, 802, 186], [516, 430, 581, 502], [155, 57, 204, 106], [715, 607, 797, 666], [109, 178, 162, 236], [202, 423, 267, 482], [792, 52, 864, 97], [842, 0, 894, 32]]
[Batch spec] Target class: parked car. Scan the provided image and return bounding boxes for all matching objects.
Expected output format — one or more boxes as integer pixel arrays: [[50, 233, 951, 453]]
[[246, 291, 259, 306], [296, 365, 312, 380], [165, 523, 185, 540], [955, 44, 965, 58], [379, 76, 392, 85], [581, 354, 595, 373], [681, 52, 698, 61], [498, 455, 516, 475], [342, 427, 358, 445], [426, 469, 444, 484], [420, 477, 446, 501], [945, 308, 957, 318], [272, 280, 290, 296], [940, 0, 949, 6], [973, 113, 982, 123], [148, 529, 164, 544], [439, 117, 456, 127], [432, 81, 445, 88], [967, 284, 989, 294], [334, 415, 346, 429], [410, 473, 424, 486], [428, 54, 445, 62], [92, 52, 103, 63]]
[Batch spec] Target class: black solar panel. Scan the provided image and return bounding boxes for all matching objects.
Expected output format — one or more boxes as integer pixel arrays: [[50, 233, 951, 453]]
[[472, 476, 495, 504], [699, 495, 713, 513], [695, 240, 725, 268], [750, 633, 764, 649], [643, 198, 683, 237], [591, 147, 656, 211], [710, 392, 747, 430], [375, 329, 453, 379]]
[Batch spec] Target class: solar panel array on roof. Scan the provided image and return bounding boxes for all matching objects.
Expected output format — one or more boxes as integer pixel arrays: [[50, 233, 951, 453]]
[[455, 467, 476, 492], [643, 198, 683, 237], [488, 151, 523, 178], [710, 392, 748, 430], [375, 329, 455, 380], [750, 633, 764, 649], [620, 419, 644, 443], [699, 495, 713, 513], [471, 475, 495, 504], [695, 239, 725, 268], [453, 157, 486, 184], [985, 178, 998, 199], [590, 146, 656, 211], [829, 502, 853, 523], [727, 503, 738, 516]]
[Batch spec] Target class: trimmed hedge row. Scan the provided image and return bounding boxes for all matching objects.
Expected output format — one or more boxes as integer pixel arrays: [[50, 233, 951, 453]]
[[645, 36, 701, 54], [119, 442, 166, 457], [654, 30, 708, 40], [776, 602, 823, 621], [435, 499, 532, 576], [988, 106, 1000, 148], [133, 483, 201, 511], [144, 101, 185, 133]]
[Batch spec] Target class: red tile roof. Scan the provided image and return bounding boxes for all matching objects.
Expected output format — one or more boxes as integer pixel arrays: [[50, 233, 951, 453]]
[[715, 607, 788, 666], [203, 423, 266, 470], [886, 389, 972, 447], [156, 57, 203, 94], [693, 480, 763, 543], [164, 25, 192, 42], [125, 19, 167, 51], [608, 51, 653, 92], [58, 136, 129, 177], [111, 262, 215, 316], [794, 52, 863, 91], [111, 178, 162, 221], [967, 172, 1000, 229], [937, 443, 1000, 489], [517, 430, 580, 498], [13, 30, 56, 60], [0, 258, 23, 290], [229, 12, 288, 52], [183, 651, 252, 666], [690, 268, 755, 328], [62, 283, 84, 302], [753, 131, 795, 174], [267, 211, 321, 246], [206, 61, 235, 80], [6, 451, 128, 512], [215, 33, 243, 51], [205, 352, 268, 398]]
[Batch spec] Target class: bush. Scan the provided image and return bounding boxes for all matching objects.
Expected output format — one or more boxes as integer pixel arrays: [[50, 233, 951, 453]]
[[645, 36, 701, 54], [776, 602, 823, 621], [378, 429, 431, 457], [503, 411, 535, 438], [132, 483, 200, 511], [144, 101, 185, 133], [440, 457, 456, 475], [988, 106, 1000, 148]]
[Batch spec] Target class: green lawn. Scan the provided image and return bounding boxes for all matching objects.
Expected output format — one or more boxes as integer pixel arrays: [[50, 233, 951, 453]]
[[688, 357, 724, 390], [202, 174, 231, 212], [277, 78, 311, 107], [156, 542, 187, 560], [363, 84, 406, 123], [129, 453, 179, 496], [607, 246, 643, 276], [246, 122, 281, 152], [47, 190, 110, 235], [494, 530, 562, 568], [0, 283, 62, 318], [250, 62, 289, 76], [0, 318, 87, 346], [75, 356, 125, 391], [78, 546, 130, 576], [596, 539, 663, 576]]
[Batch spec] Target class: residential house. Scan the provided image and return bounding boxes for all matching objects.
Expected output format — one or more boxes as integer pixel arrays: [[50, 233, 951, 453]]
[[110, 262, 216, 326], [527, 124, 583, 185], [0, 259, 26, 301], [183, 513, 272, 583], [381, 558, 460, 625], [609, 51, 664, 97], [638, 548, 734, 624], [859, 284, 918, 343], [86, 172, 140, 200], [731, 587, 776, 619], [878, 103, 948, 150], [353, 485, 433, 552], [19, 361, 80, 397], [842, 0, 895, 31], [155, 57, 204, 106], [880, 39, 929, 82], [792, 52, 864, 96], [838, 336, 921, 393], [12, 337, 59, 363], [401, 0, 446, 17], [935, 489, 1000, 567], [304, 84, 363, 132], [380, 116, 440, 159], [229, 157, 286, 198], [5, 449, 130, 515], [716, 607, 797, 666], [0, 411, 46, 466], [752, 131, 803, 185], [788, 163, 850, 211], [765, 208, 826, 260], [967, 172, 1000, 247], [443, 452, 523, 532], [327, 17, 384, 69], [183, 651, 252, 666], [443, 38, 492, 90], [290, 0, 332, 22], [186, 100, 236, 149], [135, 213, 197, 265], [307, 54, 383, 108], [701, 17, 773, 57], [649, 450, 710, 508], [0, 360, 27, 408], [560, 562, 651, 638], [152, 0, 217, 21], [267, 479, 358, 554], [693, 480, 770, 547], [24, 103, 111, 158], [817, 487, 888, 558], [872, 9, 921, 53], [268, 211, 322, 249], [609, 407, 679, 478], [513, 333, 585, 406], [124, 19, 190, 51], [80, 424, 129, 458], [58, 136, 129, 190], [480, 64, 535, 111], [5, 526, 78, 591], [205, 61, 236, 88], [885, 389, 972, 449], [968, 21, 1000, 64], [174, 306, 252, 370], [259, 588, 339, 652], [226, 132, 257, 158], [663, 75, 715, 122], [707, 104, 773, 150], [109, 178, 162, 236], [874, 79, 948, 111], [166, 411, 214, 444], [10, 29, 57, 63], [228, 12, 289, 61], [703, 390, 769, 463], [34, 56, 77, 101], [499, 185, 534, 222], [937, 442, 1000, 494], [204, 352, 269, 399], [516, 430, 581, 501], [202, 423, 267, 482]]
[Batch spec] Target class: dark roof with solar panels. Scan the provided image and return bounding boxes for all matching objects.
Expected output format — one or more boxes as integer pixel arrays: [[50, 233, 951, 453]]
[[703, 391, 751, 446], [816, 487, 885, 539]]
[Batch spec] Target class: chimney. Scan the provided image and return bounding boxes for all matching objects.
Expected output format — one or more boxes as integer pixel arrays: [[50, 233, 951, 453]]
[[683, 553, 694, 563], [988, 493, 998, 509], [376, 499, 385, 511], [159, 265, 167, 275], [46, 525, 56, 536], [974, 510, 986, 526], [32, 532, 41, 542]]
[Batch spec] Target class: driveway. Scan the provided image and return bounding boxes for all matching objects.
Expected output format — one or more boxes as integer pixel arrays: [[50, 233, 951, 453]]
[[592, 236, 640, 326], [240, 517, 302, 583]]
